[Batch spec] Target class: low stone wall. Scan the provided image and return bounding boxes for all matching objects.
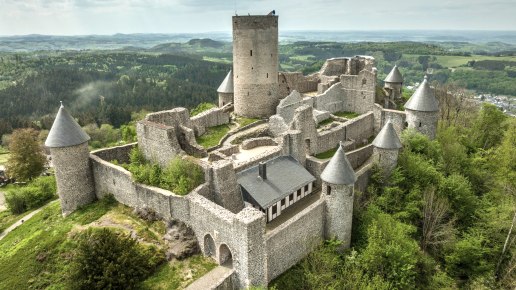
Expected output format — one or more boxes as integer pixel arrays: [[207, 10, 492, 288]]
[[191, 107, 230, 137], [344, 112, 374, 144], [145, 107, 192, 128], [241, 137, 278, 150], [91, 143, 136, 164], [355, 162, 373, 193], [89, 152, 190, 221], [266, 198, 325, 282], [316, 124, 346, 154], [233, 146, 283, 172], [208, 119, 268, 152]]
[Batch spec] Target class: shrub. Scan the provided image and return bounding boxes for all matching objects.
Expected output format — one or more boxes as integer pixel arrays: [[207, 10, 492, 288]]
[[70, 228, 166, 290], [5, 176, 56, 214]]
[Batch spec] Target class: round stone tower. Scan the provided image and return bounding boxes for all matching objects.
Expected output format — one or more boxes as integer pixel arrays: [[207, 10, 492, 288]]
[[384, 65, 403, 100], [321, 142, 357, 247], [404, 76, 439, 139], [218, 70, 234, 107], [232, 15, 279, 118], [372, 119, 402, 176], [45, 103, 96, 216]]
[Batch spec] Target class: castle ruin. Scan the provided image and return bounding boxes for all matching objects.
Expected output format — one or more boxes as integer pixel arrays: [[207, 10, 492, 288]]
[[46, 12, 440, 289]]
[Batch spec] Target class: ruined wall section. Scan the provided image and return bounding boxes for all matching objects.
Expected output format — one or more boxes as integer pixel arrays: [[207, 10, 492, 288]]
[[190, 107, 230, 137], [315, 112, 374, 154], [339, 69, 377, 114], [278, 72, 319, 98], [266, 198, 325, 282], [136, 120, 183, 167]]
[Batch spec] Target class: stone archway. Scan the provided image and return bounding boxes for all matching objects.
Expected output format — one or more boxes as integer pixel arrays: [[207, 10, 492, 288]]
[[218, 244, 233, 266], [204, 234, 216, 258]]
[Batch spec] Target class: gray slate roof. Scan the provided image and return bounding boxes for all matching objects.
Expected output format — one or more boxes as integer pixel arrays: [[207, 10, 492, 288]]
[[45, 103, 90, 148], [404, 76, 439, 112], [320, 143, 357, 185], [384, 65, 403, 83], [217, 70, 234, 93], [237, 155, 316, 209], [372, 120, 402, 149]]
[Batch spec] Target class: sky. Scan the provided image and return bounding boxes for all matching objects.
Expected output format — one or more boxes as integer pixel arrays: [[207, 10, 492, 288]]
[[0, 0, 515, 36]]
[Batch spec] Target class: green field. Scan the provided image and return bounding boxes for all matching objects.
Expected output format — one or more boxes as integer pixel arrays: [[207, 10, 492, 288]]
[[403, 54, 516, 68]]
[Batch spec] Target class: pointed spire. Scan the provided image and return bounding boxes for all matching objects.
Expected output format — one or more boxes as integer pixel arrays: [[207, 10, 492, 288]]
[[384, 65, 403, 83], [404, 76, 439, 112], [217, 70, 234, 93], [372, 119, 402, 149], [321, 142, 357, 185], [45, 103, 90, 148]]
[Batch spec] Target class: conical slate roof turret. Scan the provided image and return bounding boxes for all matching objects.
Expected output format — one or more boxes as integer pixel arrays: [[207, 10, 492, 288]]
[[217, 70, 234, 93], [384, 65, 403, 83], [45, 102, 90, 148], [372, 119, 402, 149], [404, 76, 439, 112], [321, 142, 357, 185]]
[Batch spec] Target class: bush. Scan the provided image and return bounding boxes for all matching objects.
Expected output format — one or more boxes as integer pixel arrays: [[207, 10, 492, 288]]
[[127, 147, 204, 195], [5, 176, 56, 214], [70, 228, 166, 290]]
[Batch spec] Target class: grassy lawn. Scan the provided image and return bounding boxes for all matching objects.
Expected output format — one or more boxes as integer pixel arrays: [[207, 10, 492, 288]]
[[196, 124, 231, 148], [334, 111, 360, 119], [317, 118, 334, 128], [314, 147, 338, 159], [0, 209, 26, 234], [0, 197, 215, 289], [235, 117, 260, 127]]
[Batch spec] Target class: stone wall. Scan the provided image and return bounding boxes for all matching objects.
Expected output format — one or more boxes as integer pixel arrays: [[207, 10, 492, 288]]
[[145, 108, 192, 128], [191, 107, 230, 137], [266, 198, 325, 282], [241, 137, 278, 150], [91, 143, 135, 164], [278, 72, 319, 98], [315, 112, 374, 155], [89, 152, 191, 221], [137, 120, 182, 167], [276, 90, 304, 124], [339, 69, 376, 114]]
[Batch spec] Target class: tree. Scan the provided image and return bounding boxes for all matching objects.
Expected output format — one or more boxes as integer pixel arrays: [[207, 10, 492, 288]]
[[6, 128, 46, 181]]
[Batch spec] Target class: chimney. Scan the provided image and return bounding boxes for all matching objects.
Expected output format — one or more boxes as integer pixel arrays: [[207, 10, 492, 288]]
[[258, 162, 267, 179]]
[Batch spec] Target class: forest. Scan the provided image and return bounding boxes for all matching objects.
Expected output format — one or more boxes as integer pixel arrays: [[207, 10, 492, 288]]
[[272, 102, 516, 289]]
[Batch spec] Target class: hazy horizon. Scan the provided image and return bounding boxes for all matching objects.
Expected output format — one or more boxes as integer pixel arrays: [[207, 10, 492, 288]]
[[1, 0, 515, 36]]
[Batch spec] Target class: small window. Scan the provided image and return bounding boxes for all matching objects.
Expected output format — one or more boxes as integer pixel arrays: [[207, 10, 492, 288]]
[[250, 50, 253, 56], [327, 185, 332, 195], [272, 205, 277, 215], [289, 193, 294, 201], [266, 73, 269, 78], [304, 184, 309, 192], [419, 121, 422, 127], [297, 189, 301, 197], [281, 199, 285, 206]]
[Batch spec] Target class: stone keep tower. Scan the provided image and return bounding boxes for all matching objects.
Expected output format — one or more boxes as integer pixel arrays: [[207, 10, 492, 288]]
[[232, 15, 279, 118], [45, 103, 96, 216], [321, 142, 357, 247], [217, 70, 234, 107], [384, 65, 403, 101], [372, 119, 402, 175], [404, 76, 439, 139]]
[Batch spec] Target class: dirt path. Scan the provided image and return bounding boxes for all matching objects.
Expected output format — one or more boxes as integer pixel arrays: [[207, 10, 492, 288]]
[[0, 200, 58, 241]]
